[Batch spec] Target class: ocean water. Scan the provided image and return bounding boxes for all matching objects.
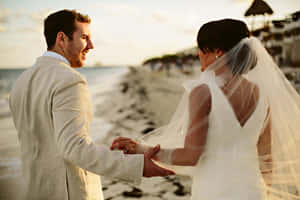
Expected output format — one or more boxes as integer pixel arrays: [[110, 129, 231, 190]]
[[0, 66, 128, 183]]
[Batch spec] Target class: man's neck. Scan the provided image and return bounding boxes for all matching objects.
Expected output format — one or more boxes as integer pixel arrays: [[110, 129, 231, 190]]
[[49, 48, 65, 58], [44, 49, 70, 66]]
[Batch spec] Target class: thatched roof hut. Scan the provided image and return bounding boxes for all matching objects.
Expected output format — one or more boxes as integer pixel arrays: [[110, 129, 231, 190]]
[[245, 0, 273, 16], [245, 0, 273, 30]]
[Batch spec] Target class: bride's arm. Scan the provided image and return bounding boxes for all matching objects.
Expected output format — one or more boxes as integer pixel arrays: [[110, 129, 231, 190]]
[[169, 84, 211, 166], [257, 107, 272, 186]]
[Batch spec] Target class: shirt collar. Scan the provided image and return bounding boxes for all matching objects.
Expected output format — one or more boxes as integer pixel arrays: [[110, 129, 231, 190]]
[[43, 51, 70, 66]]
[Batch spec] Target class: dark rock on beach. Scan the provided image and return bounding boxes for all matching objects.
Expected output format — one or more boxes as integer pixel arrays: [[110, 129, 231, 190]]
[[122, 187, 143, 198], [141, 127, 155, 134]]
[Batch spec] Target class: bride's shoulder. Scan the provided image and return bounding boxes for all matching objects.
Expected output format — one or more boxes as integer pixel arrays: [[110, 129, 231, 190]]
[[190, 84, 211, 96], [189, 84, 212, 108]]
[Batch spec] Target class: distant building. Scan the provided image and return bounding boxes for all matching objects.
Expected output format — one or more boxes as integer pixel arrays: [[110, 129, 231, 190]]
[[253, 11, 300, 66]]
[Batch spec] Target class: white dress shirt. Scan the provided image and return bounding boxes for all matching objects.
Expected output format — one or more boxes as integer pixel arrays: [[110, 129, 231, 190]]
[[43, 51, 70, 66]]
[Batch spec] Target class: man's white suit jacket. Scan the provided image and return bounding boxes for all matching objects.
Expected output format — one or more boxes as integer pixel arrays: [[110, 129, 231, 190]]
[[9, 55, 144, 200]]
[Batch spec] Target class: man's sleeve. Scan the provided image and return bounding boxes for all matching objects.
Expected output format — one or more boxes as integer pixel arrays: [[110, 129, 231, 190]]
[[52, 75, 144, 184]]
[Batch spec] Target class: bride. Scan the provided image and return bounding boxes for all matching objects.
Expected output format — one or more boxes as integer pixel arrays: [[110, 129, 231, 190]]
[[111, 19, 300, 200]]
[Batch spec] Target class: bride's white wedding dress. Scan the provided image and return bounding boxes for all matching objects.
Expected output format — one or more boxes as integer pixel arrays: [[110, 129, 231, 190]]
[[191, 72, 268, 200], [143, 37, 300, 200]]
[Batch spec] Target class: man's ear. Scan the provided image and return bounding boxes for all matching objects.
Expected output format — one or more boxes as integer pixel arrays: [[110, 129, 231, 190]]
[[56, 31, 66, 48]]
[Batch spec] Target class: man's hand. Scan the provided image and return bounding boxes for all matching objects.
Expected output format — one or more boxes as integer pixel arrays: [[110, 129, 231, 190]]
[[143, 145, 175, 177]]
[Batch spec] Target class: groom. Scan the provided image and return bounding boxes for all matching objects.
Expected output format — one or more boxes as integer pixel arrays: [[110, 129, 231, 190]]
[[9, 9, 174, 200]]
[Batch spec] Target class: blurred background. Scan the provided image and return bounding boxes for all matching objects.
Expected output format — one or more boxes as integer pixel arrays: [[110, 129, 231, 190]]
[[0, 0, 299, 68]]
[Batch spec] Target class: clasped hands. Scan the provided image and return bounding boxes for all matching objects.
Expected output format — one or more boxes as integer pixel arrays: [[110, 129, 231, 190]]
[[110, 137, 175, 177]]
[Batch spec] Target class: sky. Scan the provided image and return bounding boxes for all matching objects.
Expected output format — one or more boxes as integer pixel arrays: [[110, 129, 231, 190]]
[[0, 0, 300, 68]]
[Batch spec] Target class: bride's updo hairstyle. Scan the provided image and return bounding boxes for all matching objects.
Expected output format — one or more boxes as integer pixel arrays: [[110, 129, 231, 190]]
[[197, 19, 257, 75]]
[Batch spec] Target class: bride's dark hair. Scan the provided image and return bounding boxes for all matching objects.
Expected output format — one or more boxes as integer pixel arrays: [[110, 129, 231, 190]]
[[197, 18, 257, 75]]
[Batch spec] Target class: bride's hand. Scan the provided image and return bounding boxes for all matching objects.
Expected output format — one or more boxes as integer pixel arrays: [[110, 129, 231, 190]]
[[110, 137, 138, 154]]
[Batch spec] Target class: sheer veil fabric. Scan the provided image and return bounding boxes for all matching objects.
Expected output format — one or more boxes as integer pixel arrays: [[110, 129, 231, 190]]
[[140, 37, 300, 199]]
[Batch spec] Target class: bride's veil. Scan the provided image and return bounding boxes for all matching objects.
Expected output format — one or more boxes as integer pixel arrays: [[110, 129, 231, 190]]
[[139, 37, 300, 199], [245, 38, 300, 199]]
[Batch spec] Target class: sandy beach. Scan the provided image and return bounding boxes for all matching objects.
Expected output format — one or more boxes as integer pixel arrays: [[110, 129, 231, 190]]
[[96, 66, 201, 200]]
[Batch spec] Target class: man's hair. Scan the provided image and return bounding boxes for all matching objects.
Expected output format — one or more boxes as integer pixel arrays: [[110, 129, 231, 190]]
[[44, 9, 91, 50]]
